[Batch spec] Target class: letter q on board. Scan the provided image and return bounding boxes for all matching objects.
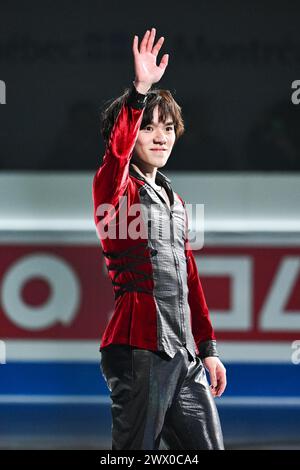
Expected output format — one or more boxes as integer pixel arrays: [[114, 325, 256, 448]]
[[0, 253, 81, 330]]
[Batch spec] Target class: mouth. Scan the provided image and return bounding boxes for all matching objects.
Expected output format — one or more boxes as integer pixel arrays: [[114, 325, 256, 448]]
[[150, 149, 167, 152]]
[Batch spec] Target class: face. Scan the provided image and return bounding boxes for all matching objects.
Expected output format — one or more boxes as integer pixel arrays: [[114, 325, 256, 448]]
[[132, 105, 176, 170]]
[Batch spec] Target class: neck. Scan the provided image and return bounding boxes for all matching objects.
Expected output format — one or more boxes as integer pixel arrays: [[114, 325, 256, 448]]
[[130, 161, 158, 186]]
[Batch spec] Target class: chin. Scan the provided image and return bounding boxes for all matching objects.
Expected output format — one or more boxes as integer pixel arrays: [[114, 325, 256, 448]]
[[149, 155, 169, 166], [136, 155, 169, 169]]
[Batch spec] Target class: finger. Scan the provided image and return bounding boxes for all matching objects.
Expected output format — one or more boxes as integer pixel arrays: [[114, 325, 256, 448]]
[[152, 36, 165, 57], [132, 35, 139, 56], [140, 29, 150, 54], [209, 369, 218, 389], [146, 27, 156, 52], [215, 374, 227, 397], [158, 53, 169, 70], [215, 381, 225, 397]]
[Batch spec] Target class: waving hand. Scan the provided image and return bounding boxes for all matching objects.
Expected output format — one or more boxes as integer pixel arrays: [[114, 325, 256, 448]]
[[132, 28, 169, 93]]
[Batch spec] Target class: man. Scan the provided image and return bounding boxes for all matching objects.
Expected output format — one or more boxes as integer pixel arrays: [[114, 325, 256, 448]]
[[92, 27, 226, 450]]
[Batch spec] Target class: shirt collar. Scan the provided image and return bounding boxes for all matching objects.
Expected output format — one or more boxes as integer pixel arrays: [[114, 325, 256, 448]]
[[129, 163, 171, 185]]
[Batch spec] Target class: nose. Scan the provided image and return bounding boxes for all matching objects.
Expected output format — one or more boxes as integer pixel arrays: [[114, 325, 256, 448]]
[[153, 128, 167, 144]]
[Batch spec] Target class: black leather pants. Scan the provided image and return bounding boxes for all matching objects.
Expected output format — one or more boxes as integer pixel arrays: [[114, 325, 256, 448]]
[[100, 344, 224, 450]]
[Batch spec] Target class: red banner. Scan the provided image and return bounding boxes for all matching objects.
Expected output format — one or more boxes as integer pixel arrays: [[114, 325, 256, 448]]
[[0, 244, 299, 341]]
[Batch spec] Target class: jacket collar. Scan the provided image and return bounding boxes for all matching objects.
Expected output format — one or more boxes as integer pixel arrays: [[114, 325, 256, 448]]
[[129, 162, 172, 185]]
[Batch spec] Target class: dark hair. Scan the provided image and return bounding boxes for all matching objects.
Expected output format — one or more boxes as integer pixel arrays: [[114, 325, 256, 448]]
[[100, 86, 185, 147]]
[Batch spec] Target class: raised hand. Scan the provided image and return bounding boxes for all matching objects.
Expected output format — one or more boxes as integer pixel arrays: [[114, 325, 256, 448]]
[[132, 28, 169, 93]]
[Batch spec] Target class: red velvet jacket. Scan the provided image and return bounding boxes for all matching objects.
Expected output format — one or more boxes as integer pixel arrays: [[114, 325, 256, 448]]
[[92, 84, 218, 359]]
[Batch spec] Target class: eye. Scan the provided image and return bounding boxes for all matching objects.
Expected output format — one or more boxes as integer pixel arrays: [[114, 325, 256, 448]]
[[143, 125, 174, 131]]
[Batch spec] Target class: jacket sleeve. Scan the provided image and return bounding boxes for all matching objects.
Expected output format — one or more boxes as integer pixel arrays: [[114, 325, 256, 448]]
[[183, 201, 219, 359], [92, 83, 148, 221]]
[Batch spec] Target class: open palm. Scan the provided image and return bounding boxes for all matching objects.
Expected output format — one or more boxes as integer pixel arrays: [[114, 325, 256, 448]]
[[132, 28, 169, 85]]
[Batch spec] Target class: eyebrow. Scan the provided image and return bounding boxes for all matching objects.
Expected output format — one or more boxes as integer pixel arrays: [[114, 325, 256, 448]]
[[149, 121, 174, 126]]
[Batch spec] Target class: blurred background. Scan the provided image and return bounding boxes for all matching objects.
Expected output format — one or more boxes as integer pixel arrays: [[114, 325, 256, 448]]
[[0, 0, 300, 450]]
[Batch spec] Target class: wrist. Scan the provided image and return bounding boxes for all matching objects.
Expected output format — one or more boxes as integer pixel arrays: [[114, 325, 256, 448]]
[[127, 82, 148, 110], [133, 80, 152, 94], [197, 339, 219, 359]]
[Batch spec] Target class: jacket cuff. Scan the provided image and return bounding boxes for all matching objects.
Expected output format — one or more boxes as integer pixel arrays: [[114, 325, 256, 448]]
[[197, 339, 219, 359], [127, 82, 149, 109]]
